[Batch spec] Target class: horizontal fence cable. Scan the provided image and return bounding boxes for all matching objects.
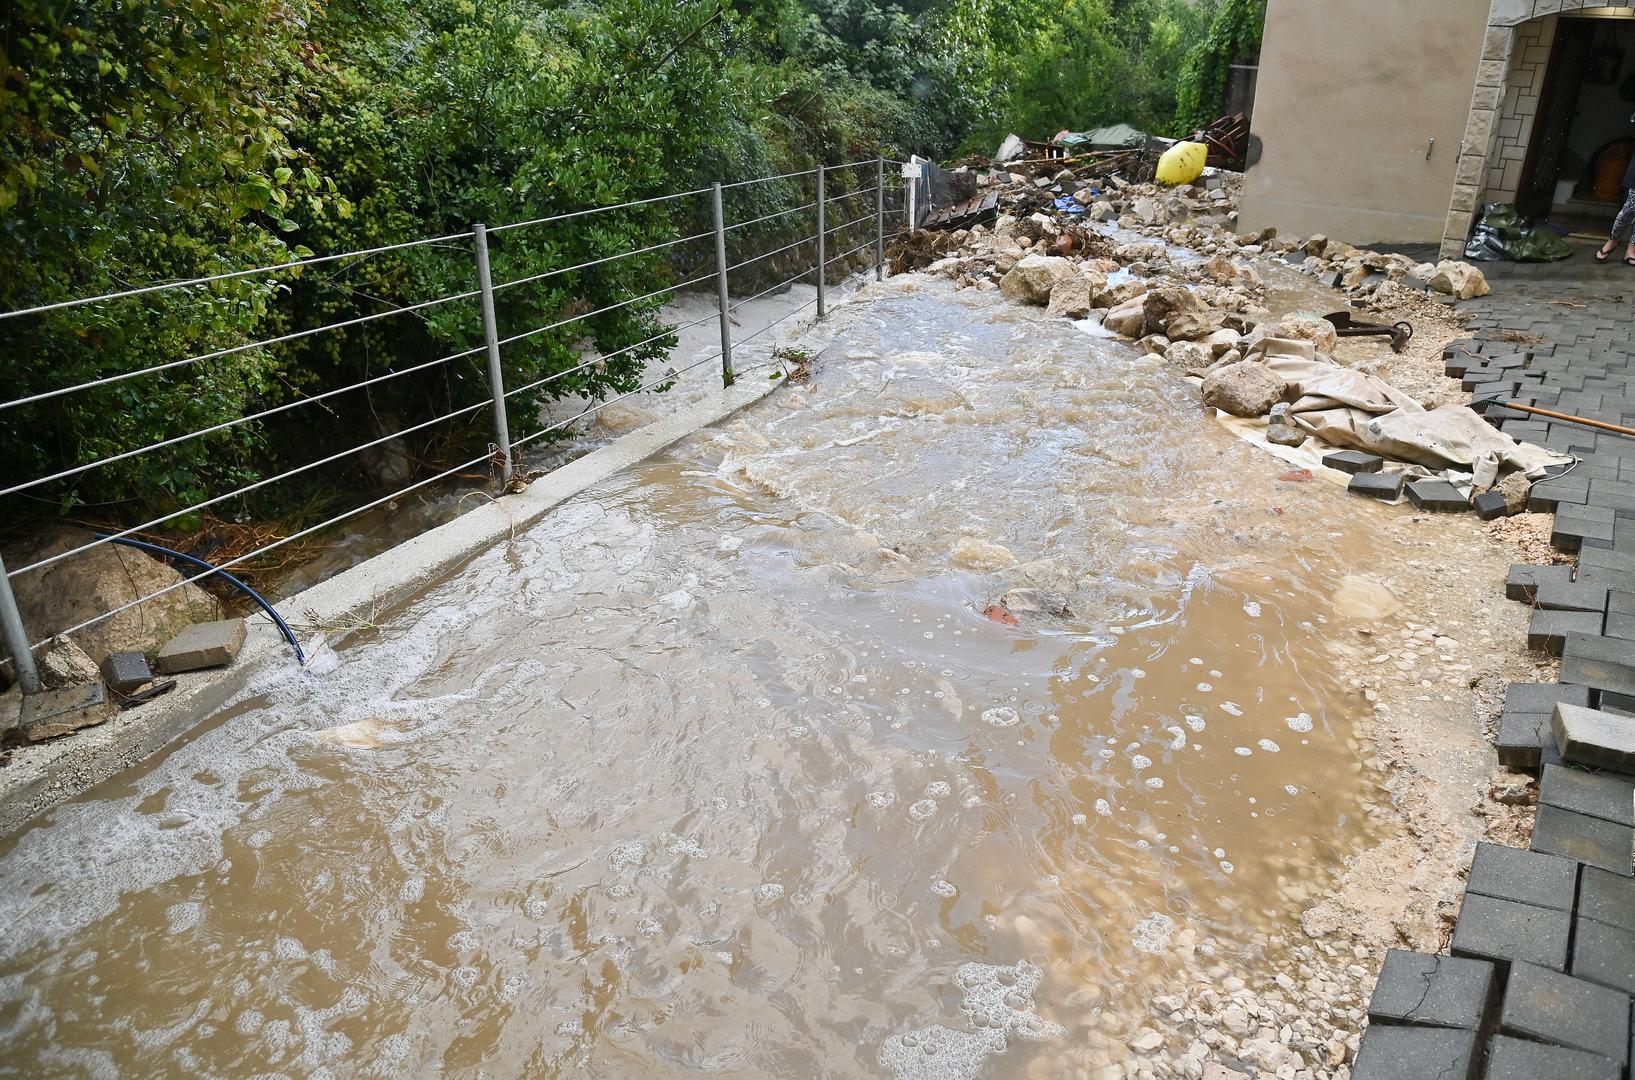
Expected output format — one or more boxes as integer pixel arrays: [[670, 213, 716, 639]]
[[822, 185, 879, 208], [31, 447, 501, 650], [823, 211, 876, 239], [494, 271, 716, 350], [726, 267, 816, 315], [829, 157, 887, 171], [510, 350, 727, 453], [825, 237, 879, 267], [723, 202, 818, 234], [485, 187, 713, 235], [0, 287, 483, 414], [488, 229, 715, 295], [1, 344, 487, 499], [735, 298, 819, 353], [502, 310, 721, 400], [720, 168, 818, 191], [9, 398, 494, 581], [725, 233, 818, 274], [0, 233, 474, 324]]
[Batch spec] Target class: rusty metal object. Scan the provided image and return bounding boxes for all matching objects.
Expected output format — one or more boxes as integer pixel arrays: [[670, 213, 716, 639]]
[[1189, 114, 1251, 169], [1323, 311, 1414, 353]]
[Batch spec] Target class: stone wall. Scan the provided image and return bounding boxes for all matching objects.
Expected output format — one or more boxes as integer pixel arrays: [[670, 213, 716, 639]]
[[1486, 16, 1558, 204]]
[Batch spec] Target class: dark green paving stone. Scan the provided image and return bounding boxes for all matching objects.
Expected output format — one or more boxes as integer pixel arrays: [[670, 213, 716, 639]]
[[1498, 710, 1551, 769], [1467, 841, 1577, 910], [1349, 1025, 1476, 1080], [1475, 491, 1509, 520], [1532, 610, 1605, 656], [1449, 892, 1570, 970], [1600, 692, 1635, 717], [1610, 591, 1635, 617], [1607, 612, 1635, 642], [1406, 479, 1468, 513], [1554, 703, 1635, 772], [1580, 865, 1635, 933], [1534, 581, 1611, 613], [1532, 803, 1635, 876], [1540, 764, 1635, 827], [1573, 917, 1635, 995], [1323, 450, 1384, 474], [1508, 682, 1594, 713], [1500, 960, 1631, 1064], [1366, 949, 1495, 1028], [1350, 472, 1404, 500], [1507, 564, 1573, 603], [1486, 1034, 1620, 1080]]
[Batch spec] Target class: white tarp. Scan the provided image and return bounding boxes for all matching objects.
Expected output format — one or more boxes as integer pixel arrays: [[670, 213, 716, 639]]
[[1247, 340, 1570, 488]]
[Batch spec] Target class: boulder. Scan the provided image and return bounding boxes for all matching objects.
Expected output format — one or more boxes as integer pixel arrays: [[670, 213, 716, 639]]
[[1102, 296, 1150, 338], [1206, 328, 1243, 357], [1164, 340, 1215, 374], [1090, 201, 1119, 223], [1304, 234, 1329, 256], [1202, 254, 1239, 283], [999, 253, 1076, 305], [1255, 315, 1339, 355], [1096, 279, 1147, 309], [39, 637, 101, 689], [1165, 310, 1225, 343], [3, 527, 222, 671], [1266, 404, 1305, 446], [1046, 272, 1106, 319], [1141, 287, 1207, 336], [1428, 260, 1491, 300], [1202, 361, 1288, 418], [1495, 470, 1532, 515]]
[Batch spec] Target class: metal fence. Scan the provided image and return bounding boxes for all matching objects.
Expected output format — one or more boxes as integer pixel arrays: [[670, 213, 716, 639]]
[[0, 157, 916, 692]]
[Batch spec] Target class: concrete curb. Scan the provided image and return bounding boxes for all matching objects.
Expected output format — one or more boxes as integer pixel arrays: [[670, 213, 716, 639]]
[[0, 375, 781, 838]]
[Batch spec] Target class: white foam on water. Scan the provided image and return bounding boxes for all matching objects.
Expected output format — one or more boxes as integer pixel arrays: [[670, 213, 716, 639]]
[[1286, 712, 1314, 732], [1258, 739, 1281, 753], [1242, 601, 1262, 617], [881, 959, 1064, 1080], [908, 799, 939, 822], [1131, 913, 1175, 953], [868, 790, 898, 809], [1220, 702, 1244, 716], [981, 706, 1020, 728]]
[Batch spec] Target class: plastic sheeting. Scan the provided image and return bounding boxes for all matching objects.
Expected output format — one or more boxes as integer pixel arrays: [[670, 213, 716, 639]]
[[1247, 340, 1571, 489]]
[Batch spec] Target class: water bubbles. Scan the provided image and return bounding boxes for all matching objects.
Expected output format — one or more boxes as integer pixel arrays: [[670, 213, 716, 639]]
[[908, 799, 939, 822], [931, 880, 958, 898], [1219, 861, 1235, 874], [754, 883, 785, 904], [981, 706, 1021, 728], [1233, 746, 1253, 757], [1242, 601, 1262, 617], [926, 781, 952, 798], [1183, 714, 1206, 732], [1131, 755, 1152, 771], [868, 790, 897, 809], [1286, 712, 1314, 732], [1094, 799, 1112, 817], [1131, 912, 1175, 953], [1284, 785, 1299, 796], [1144, 777, 1164, 789], [608, 842, 644, 871], [1257, 739, 1281, 753], [398, 876, 425, 904], [1196, 682, 1213, 693], [1219, 702, 1244, 717], [164, 901, 201, 935]]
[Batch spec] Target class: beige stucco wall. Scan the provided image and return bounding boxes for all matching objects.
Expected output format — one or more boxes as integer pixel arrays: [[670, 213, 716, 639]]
[[1239, 0, 1494, 245]]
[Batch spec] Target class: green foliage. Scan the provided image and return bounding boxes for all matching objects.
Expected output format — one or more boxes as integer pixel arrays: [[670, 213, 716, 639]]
[[1174, 0, 1266, 134]]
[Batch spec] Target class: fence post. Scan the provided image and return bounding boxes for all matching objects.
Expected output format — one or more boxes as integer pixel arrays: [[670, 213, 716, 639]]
[[711, 183, 735, 388], [815, 164, 827, 319], [0, 556, 42, 695], [471, 223, 513, 485], [875, 156, 886, 282]]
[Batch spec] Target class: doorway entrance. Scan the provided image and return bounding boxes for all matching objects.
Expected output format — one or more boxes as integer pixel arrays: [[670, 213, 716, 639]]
[[1518, 16, 1635, 235]]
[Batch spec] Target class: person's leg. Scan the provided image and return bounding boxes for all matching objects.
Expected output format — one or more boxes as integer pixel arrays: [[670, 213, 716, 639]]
[[1606, 188, 1635, 259]]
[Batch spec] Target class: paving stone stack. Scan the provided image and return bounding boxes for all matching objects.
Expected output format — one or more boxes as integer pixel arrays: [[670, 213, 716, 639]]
[[1349, 292, 1635, 1076]]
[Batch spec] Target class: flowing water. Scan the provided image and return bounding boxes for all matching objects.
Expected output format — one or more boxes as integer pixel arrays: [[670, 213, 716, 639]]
[[0, 276, 1409, 1078]]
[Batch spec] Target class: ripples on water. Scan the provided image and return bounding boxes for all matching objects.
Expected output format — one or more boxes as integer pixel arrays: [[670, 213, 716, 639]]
[[0, 277, 1400, 1077]]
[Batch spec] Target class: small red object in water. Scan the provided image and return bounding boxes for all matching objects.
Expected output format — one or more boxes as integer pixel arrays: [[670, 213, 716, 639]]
[[983, 604, 1021, 627], [1272, 507, 1285, 515], [1277, 469, 1314, 483]]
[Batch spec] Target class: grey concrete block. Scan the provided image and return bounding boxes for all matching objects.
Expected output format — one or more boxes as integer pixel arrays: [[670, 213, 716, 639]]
[[1500, 960, 1631, 1064], [1531, 610, 1605, 656], [1366, 949, 1495, 1029], [1350, 471, 1405, 500], [99, 651, 152, 695], [1323, 450, 1384, 474], [1406, 479, 1468, 512], [1449, 892, 1570, 971], [1572, 916, 1635, 995], [1507, 563, 1572, 603], [1555, 702, 1635, 774], [1498, 710, 1551, 769], [1349, 1025, 1477, 1080], [154, 618, 247, 675], [1540, 763, 1635, 827], [1580, 865, 1635, 934], [1562, 634, 1635, 699], [1509, 681, 1594, 713], [1474, 490, 1510, 520], [6, 683, 116, 745], [1532, 803, 1635, 877], [1486, 1034, 1620, 1080], [1467, 841, 1577, 911], [1534, 581, 1611, 613]]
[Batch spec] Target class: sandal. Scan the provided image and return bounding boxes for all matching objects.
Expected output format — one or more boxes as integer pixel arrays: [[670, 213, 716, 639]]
[[1597, 244, 1616, 262], [1624, 256, 1635, 267]]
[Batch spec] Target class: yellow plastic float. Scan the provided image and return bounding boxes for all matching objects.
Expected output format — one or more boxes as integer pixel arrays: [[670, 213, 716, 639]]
[[1155, 141, 1208, 187]]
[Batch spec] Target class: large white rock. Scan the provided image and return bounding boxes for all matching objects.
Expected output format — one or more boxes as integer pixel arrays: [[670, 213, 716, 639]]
[[1428, 260, 1491, 300], [1102, 296, 1150, 338], [1202, 361, 1288, 418], [999, 254, 1075, 305]]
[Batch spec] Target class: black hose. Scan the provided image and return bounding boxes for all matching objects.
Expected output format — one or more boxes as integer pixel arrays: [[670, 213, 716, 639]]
[[97, 534, 306, 665]]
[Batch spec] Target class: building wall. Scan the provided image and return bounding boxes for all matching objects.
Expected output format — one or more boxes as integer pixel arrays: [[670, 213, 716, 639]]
[[1485, 16, 1558, 203], [1238, 0, 1494, 245]]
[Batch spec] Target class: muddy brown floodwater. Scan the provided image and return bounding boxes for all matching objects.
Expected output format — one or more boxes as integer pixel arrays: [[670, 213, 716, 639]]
[[0, 277, 1490, 1078]]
